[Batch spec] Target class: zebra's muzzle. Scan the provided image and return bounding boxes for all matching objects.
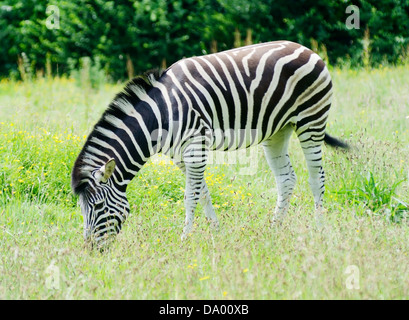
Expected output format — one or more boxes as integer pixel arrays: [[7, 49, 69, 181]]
[[85, 219, 120, 250]]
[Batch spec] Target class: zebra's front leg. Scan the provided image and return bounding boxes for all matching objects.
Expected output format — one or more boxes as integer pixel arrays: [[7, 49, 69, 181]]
[[176, 159, 218, 239], [181, 162, 208, 240], [182, 182, 219, 241], [300, 141, 326, 228], [182, 181, 199, 240]]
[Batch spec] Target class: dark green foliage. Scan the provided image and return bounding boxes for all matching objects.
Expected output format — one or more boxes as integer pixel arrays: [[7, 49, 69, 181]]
[[1, 0, 409, 81]]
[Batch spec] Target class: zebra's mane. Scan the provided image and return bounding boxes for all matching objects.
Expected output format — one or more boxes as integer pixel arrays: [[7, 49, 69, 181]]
[[71, 68, 165, 195]]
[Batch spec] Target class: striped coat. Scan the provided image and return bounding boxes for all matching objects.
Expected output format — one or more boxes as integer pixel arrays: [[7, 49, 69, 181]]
[[72, 41, 347, 248]]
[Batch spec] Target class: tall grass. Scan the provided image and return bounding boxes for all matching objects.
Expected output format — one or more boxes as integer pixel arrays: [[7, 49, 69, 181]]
[[0, 65, 408, 299]]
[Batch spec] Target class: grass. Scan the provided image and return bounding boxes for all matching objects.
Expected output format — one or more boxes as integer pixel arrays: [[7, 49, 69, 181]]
[[0, 65, 409, 299]]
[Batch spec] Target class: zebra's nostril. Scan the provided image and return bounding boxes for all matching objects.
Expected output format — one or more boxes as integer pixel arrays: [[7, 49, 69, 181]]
[[89, 231, 117, 251]]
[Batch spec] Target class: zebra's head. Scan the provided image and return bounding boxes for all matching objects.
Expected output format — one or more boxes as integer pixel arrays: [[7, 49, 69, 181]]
[[73, 158, 130, 249]]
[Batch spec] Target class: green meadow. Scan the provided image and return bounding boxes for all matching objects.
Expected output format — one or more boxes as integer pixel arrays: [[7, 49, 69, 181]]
[[0, 66, 408, 299]]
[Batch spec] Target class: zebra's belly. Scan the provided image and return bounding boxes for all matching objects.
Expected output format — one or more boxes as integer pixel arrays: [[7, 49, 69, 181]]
[[209, 126, 270, 151]]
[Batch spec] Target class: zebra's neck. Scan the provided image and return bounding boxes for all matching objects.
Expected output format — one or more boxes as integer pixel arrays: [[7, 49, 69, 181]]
[[72, 73, 172, 194]]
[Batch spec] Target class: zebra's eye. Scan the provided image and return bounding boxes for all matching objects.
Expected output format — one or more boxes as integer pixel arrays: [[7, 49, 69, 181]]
[[94, 202, 104, 211]]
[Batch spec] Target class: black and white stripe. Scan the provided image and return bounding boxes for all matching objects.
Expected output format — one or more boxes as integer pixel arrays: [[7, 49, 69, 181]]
[[71, 41, 348, 247]]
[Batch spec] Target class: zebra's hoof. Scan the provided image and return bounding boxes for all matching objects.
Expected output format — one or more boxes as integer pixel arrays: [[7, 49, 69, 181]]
[[181, 232, 191, 241], [271, 215, 284, 227], [210, 220, 220, 231], [314, 215, 326, 231]]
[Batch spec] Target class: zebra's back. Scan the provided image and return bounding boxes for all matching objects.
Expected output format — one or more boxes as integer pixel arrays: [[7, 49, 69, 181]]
[[162, 41, 332, 152]]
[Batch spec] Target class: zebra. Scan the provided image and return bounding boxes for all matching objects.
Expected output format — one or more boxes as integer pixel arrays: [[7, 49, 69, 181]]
[[71, 40, 348, 248]]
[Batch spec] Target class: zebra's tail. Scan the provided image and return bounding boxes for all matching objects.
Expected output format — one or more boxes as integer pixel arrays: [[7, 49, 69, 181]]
[[324, 133, 349, 150]]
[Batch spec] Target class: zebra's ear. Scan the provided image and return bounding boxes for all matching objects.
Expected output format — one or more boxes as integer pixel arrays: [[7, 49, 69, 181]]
[[97, 158, 116, 183]]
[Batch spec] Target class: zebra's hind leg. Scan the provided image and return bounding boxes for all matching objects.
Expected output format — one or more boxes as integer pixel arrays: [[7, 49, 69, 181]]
[[297, 130, 326, 227], [262, 125, 297, 225]]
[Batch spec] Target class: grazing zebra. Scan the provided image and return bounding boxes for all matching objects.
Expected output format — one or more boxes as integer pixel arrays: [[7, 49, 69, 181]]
[[71, 41, 348, 248]]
